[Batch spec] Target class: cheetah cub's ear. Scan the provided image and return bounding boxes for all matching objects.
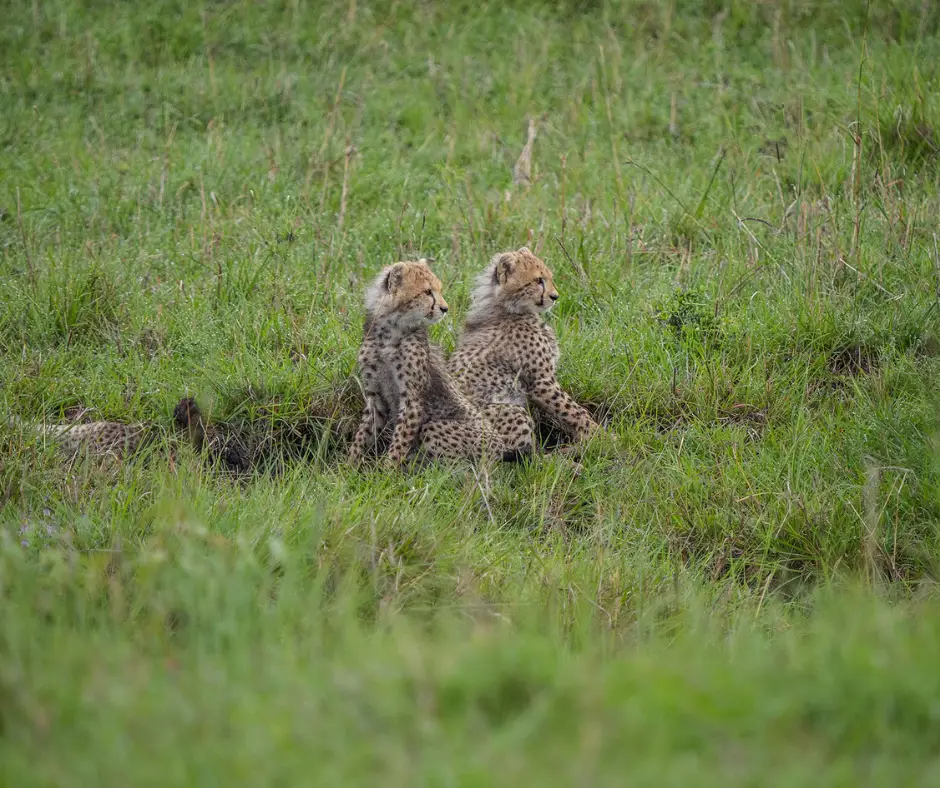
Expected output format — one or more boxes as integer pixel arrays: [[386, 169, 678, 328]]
[[494, 252, 516, 284], [384, 262, 407, 294]]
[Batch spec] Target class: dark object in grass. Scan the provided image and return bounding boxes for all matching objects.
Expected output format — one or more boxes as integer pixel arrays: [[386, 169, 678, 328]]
[[501, 446, 532, 464], [654, 288, 722, 349], [827, 344, 879, 377], [173, 397, 252, 474]]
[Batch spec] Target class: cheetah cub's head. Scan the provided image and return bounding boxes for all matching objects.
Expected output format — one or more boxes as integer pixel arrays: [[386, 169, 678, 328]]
[[471, 247, 559, 318], [365, 259, 449, 329], [173, 397, 202, 428]]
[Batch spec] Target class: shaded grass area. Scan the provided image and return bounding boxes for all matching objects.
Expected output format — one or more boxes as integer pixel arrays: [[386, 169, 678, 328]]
[[2, 0, 940, 781]]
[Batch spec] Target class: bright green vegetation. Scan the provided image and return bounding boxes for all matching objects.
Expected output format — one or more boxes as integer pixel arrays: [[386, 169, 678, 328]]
[[2, 1, 940, 783]]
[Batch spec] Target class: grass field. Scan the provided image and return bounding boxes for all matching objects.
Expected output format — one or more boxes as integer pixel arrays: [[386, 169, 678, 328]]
[[2, 0, 940, 783]]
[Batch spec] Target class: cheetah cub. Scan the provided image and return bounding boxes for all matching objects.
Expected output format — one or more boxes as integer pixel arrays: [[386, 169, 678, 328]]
[[349, 259, 505, 466], [449, 247, 599, 453], [10, 398, 250, 472], [13, 414, 153, 459]]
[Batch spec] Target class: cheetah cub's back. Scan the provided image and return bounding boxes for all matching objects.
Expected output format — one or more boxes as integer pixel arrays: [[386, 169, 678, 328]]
[[449, 246, 599, 452], [348, 259, 505, 465], [12, 416, 154, 459]]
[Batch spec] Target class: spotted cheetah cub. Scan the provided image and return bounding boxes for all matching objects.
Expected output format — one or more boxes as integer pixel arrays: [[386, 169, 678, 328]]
[[18, 414, 153, 459], [349, 259, 505, 465], [11, 398, 250, 471], [449, 247, 599, 453]]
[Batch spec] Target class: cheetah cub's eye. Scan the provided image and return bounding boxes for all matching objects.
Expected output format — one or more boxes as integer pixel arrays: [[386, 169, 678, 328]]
[[536, 277, 545, 285], [425, 288, 433, 296]]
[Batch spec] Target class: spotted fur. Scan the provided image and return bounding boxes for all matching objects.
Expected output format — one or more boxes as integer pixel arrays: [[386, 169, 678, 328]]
[[13, 398, 250, 472], [449, 247, 599, 450], [29, 418, 152, 459], [349, 259, 505, 465]]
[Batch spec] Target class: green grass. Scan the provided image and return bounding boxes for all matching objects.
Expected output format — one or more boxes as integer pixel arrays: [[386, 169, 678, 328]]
[[2, 0, 940, 783]]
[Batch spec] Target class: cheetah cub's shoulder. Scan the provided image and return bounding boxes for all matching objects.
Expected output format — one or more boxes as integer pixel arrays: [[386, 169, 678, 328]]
[[349, 259, 504, 466], [449, 247, 598, 450]]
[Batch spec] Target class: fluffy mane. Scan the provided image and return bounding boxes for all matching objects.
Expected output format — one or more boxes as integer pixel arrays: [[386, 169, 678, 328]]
[[363, 265, 395, 317], [465, 252, 505, 325]]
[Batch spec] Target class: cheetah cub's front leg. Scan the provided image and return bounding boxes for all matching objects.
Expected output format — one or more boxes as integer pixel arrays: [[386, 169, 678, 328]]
[[385, 339, 428, 464], [524, 370, 599, 441]]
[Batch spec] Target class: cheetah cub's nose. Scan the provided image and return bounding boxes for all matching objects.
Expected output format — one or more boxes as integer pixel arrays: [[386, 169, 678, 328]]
[[549, 293, 559, 301], [439, 305, 449, 313]]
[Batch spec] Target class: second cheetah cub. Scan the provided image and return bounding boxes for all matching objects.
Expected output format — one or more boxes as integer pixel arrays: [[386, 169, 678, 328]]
[[10, 397, 241, 467], [449, 247, 599, 453], [23, 417, 152, 459], [349, 259, 505, 466]]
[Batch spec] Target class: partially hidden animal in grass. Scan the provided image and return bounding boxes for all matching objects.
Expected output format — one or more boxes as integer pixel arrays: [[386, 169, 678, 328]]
[[9, 398, 251, 473], [448, 247, 599, 454], [11, 411, 153, 459], [172, 397, 252, 474], [348, 259, 508, 466]]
